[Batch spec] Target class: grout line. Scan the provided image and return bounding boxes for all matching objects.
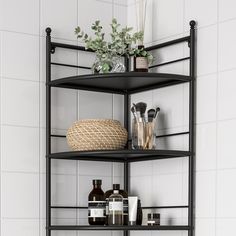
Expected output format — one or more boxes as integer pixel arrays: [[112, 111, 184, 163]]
[[215, 0, 220, 234], [0, 30, 2, 236], [1, 76, 40, 84]]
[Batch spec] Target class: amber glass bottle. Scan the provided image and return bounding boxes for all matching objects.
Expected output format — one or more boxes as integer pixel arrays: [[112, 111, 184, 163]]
[[88, 179, 106, 225], [105, 184, 128, 225], [134, 45, 148, 72]]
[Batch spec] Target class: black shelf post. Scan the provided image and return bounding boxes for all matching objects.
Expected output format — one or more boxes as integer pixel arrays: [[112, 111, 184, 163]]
[[46, 27, 52, 236], [188, 20, 196, 236]]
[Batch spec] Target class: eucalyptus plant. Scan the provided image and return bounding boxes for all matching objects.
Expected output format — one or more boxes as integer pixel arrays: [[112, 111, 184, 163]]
[[75, 18, 153, 73]]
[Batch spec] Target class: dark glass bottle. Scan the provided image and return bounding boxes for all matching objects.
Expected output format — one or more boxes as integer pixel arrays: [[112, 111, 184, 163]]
[[88, 179, 106, 225], [105, 184, 128, 225], [136, 199, 143, 225], [134, 45, 148, 72]]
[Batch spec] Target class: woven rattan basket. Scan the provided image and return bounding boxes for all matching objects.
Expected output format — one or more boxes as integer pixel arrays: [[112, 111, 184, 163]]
[[67, 119, 128, 151]]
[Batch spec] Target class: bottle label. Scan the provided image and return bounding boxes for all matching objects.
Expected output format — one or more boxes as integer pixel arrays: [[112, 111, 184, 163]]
[[123, 198, 128, 215], [109, 202, 123, 211], [136, 57, 148, 69], [88, 201, 106, 218]]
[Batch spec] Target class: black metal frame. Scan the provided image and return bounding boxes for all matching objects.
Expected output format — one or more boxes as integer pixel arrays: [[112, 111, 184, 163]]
[[46, 21, 196, 236]]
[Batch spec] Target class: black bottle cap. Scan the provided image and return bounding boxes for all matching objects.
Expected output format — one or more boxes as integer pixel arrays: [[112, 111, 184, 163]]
[[93, 179, 102, 185], [113, 184, 120, 190]]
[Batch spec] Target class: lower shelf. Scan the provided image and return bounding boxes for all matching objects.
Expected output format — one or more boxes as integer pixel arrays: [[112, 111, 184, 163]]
[[48, 225, 191, 231]]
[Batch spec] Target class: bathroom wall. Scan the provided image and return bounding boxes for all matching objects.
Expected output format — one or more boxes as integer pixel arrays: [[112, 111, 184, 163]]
[[1, 0, 236, 236]]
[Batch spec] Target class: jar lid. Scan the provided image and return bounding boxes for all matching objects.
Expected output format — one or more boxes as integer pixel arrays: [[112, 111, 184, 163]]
[[113, 184, 120, 190], [93, 179, 102, 185]]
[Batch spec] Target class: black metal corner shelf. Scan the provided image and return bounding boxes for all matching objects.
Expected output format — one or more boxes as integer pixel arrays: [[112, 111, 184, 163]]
[[45, 20, 196, 236], [47, 149, 192, 162], [48, 72, 192, 94], [48, 225, 191, 231]]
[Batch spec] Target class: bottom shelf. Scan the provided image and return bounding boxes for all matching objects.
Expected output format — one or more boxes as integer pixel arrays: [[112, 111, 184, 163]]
[[48, 225, 191, 231]]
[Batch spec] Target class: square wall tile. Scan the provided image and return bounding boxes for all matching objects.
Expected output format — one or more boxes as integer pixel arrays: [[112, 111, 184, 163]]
[[152, 0, 184, 40], [113, 4, 127, 27], [51, 88, 77, 130], [130, 175, 153, 206], [41, 0, 78, 40], [113, 94, 124, 125], [51, 174, 77, 206], [153, 84, 184, 130], [216, 219, 236, 236], [217, 119, 236, 169], [2, 219, 39, 236], [195, 218, 215, 236], [1, 125, 39, 173], [78, 161, 112, 177], [218, 19, 236, 71], [152, 173, 183, 206], [184, 0, 217, 29], [0, 0, 39, 35], [217, 169, 236, 217], [2, 172, 39, 218], [2, 78, 39, 127], [130, 161, 153, 177], [1, 32, 39, 81], [197, 25, 217, 76], [153, 158, 183, 175], [195, 171, 216, 218], [218, 69, 236, 120], [219, 0, 236, 22], [196, 74, 217, 123], [78, 0, 112, 41], [196, 123, 217, 171], [78, 90, 113, 119]]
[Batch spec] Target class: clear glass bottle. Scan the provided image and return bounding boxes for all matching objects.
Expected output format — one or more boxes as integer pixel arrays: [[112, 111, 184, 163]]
[[108, 189, 123, 225], [88, 179, 106, 225], [105, 184, 128, 225]]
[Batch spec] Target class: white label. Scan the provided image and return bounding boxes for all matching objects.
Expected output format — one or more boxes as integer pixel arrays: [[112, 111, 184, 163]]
[[89, 209, 104, 218], [136, 57, 148, 69], [109, 202, 123, 211]]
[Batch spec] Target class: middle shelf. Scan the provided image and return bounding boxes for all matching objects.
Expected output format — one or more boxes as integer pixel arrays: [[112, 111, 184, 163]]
[[47, 149, 191, 162]]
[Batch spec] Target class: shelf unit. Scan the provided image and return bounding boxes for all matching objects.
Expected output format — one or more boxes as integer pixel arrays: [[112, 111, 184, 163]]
[[45, 21, 196, 236]]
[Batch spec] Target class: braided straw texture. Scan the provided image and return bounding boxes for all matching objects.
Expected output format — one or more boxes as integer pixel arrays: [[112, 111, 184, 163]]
[[67, 119, 128, 151]]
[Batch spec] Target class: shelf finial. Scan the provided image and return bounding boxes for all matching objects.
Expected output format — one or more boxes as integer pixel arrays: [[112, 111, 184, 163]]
[[45, 27, 52, 36], [189, 21, 196, 29]]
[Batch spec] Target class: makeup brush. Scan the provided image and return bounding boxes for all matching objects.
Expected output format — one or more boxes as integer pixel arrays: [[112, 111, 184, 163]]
[[135, 102, 147, 119], [147, 109, 156, 122], [131, 105, 137, 120]]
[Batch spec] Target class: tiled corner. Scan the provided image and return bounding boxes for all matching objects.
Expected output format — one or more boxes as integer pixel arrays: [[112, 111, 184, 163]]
[[195, 218, 216, 236]]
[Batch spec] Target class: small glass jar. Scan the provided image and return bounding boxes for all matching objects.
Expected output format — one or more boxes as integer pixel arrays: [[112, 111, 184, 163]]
[[147, 213, 160, 226]]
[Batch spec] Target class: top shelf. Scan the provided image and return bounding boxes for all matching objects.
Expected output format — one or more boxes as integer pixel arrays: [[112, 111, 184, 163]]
[[48, 72, 192, 94]]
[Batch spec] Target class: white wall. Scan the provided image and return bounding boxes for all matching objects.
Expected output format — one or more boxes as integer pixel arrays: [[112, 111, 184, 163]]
[[1, 0, 236, 236]]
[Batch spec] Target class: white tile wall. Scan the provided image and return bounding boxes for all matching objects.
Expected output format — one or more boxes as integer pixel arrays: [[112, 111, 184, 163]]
[[1, 0, 236, 236]]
